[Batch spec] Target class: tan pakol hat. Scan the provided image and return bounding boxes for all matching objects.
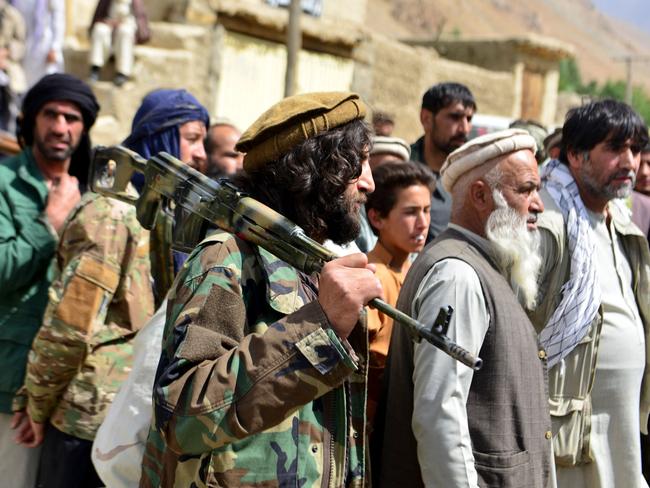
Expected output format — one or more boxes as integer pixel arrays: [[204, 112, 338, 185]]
[[440, 128, 537, 192], [370, 135, 411, 161], [236, 91, 366, 171]]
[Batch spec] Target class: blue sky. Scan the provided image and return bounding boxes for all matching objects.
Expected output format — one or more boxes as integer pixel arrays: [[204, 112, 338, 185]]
[[593, 0, 650, 34]]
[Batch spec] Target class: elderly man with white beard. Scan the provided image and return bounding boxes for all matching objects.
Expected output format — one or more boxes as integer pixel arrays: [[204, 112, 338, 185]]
[[373, 129, 555, 488]]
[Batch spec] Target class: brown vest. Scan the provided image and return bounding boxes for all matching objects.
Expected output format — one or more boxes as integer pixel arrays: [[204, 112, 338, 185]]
[[372, 228, 552, 488]]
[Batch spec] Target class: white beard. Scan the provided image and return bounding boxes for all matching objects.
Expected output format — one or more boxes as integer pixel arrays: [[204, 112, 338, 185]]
[[485, 190, 542, 310]]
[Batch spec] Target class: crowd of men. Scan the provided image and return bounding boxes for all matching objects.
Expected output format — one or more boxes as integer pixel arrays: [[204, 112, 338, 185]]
[[0, 70, 649, 488]]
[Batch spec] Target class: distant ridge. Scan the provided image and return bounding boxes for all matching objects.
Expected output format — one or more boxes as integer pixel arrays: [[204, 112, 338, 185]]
[[367, 0, 650, 90]]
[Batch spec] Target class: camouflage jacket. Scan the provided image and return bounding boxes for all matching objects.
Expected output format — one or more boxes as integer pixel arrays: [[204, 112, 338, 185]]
[[25, 192, 154, 440], [140, 230, 369, 488]]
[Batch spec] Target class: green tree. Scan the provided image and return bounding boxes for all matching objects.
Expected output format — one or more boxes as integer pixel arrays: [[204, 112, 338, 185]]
[[558, 57, 650, 124]]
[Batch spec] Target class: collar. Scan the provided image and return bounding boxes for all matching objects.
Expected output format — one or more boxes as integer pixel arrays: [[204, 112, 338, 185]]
[[447, 223, 496, 261], [608, 198, 646, 238], [368, 240, 410, 274]]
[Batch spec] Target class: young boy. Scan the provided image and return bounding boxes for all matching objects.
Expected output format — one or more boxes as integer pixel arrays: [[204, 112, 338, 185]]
[[365, 161, 434, 424]]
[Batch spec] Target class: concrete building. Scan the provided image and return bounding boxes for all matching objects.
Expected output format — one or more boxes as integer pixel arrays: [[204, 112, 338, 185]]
[[61, 0, 572, 145]]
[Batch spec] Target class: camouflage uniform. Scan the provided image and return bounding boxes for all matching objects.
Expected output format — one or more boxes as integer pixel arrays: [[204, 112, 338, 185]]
[[140, 230, 369, 487], [25, 192, 154, 440]]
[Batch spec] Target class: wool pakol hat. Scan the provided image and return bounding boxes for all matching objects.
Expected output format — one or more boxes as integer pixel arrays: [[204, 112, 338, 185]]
[[236, 92, 366, 171], [440, 128, 537, 192], [370, 135, 411, 161]]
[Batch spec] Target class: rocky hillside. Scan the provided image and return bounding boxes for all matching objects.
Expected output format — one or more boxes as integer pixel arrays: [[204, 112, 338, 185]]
[[367, 0, 650, 90]]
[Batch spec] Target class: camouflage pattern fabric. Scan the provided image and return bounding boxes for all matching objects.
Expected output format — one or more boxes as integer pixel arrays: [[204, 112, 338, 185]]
[[140, 230, 369, 487], [25, 192, 155, 441]]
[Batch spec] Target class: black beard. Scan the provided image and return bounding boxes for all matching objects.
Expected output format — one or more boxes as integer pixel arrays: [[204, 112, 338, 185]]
[[323, 197, 362, 245], [34, 137, 76, 162]]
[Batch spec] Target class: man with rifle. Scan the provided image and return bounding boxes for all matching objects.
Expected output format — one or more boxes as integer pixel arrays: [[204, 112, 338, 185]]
[[139, 92, 383, 487]]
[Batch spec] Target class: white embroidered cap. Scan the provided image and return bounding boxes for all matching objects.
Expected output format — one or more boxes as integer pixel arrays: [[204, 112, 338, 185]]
[[370, 136, 411, 162], [440, 129, 537, 192]]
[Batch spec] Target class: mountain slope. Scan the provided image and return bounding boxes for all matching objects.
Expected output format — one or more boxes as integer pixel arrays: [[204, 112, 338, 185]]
[[366, 0, 650, 90]]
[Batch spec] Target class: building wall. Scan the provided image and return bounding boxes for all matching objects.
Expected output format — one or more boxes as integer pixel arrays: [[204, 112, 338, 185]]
[[215, 30, 354, 131], [429, 40, 567, 126], [354, 34, 515, 143], [63, 0, 538, 146]]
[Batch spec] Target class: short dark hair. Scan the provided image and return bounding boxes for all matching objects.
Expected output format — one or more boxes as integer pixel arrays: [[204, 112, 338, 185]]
[[421, 82, 476, 115], [366, 162, 435, 235], [559, 99, 649, 163], [232, 118, 372, 243], [372, 111, 394, 126]]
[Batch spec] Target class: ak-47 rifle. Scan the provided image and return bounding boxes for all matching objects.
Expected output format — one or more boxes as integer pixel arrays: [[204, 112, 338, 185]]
[[90, 145, 483, 370]]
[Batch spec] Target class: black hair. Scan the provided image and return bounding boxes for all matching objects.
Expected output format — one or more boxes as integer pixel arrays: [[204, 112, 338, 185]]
[[365, 162, 435, 235], [559, 99, 649, 163], [421, 82, 477, 115], [232, 118, 372, 243]]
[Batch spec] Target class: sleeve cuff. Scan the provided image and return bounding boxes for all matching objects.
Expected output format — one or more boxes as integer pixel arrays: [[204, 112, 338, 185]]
[[11, 386, 27, 412]]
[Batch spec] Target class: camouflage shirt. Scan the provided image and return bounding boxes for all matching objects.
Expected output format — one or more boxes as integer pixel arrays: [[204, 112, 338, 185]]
[[25, 192, 154, 440], [140, 230, 369, 488]]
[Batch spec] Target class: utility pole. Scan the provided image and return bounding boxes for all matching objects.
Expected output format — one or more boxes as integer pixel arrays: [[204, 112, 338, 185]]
[[285, 0, 301, 97], [613, 55, 650, 104]]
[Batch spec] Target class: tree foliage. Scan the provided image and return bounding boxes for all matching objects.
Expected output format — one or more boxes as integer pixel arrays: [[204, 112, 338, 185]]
[[558, 58, 650, 124]]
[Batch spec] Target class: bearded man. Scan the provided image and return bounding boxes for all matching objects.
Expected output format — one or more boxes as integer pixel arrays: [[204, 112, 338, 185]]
[[0, 73, 99, 487], [530, 99, 650, 488], [410, 82, 476, 241], [139, 92, 383, 487], [374, 129, 554, 488]]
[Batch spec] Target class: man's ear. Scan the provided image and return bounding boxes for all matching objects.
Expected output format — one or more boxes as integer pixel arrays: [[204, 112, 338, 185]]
[[566, 149, 584, 172], [468, 180, 493, 213], [420, 108, 432, 130], [367, 208, 384, 232]]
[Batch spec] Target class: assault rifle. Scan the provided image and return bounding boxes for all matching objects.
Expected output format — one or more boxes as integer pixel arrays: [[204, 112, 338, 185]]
[[90, 145, 483, 370]]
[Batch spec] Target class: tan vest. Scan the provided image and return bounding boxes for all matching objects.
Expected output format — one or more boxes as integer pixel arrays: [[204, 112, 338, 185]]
[[530, 189, 650, 466]]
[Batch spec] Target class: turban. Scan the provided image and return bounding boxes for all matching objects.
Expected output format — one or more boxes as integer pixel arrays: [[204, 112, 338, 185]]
[[236, 92, 366, 171], [123, 89, 209, 160], [440, 129, 537, 192], [370, 135, 411, 162], [19, 73, 100, 146], [18, 73, 100, 190]]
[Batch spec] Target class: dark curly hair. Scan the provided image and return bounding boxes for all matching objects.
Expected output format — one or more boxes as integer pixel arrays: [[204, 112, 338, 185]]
[[232, 118, 372, 243], [559, 99, 649, 164]]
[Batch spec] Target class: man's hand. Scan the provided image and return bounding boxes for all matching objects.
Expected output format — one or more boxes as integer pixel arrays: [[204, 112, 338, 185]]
[[46, 174, 80, 232], [27, 417, 45, 448], [46, 49, 57, 64], [11, 411, 34, 445], [318, 253, 383, 339]]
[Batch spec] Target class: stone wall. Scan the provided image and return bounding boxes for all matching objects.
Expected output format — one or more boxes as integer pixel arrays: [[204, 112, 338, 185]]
[[62, 0, 541, 146], [354, 34, 515, 142], [429, 37, 572, 127], [215, 30, 355, 131]]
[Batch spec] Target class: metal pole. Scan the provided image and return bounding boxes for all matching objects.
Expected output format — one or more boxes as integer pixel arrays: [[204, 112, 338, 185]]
[[284, 0, 301, 97]]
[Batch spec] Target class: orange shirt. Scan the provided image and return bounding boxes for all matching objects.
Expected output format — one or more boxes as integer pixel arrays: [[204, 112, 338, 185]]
[[365, 241, 411, 426]]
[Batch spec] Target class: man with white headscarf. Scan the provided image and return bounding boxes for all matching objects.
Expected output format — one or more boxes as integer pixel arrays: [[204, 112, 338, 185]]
[[374, 129, 554, 488], [530, 99, 650, 488]]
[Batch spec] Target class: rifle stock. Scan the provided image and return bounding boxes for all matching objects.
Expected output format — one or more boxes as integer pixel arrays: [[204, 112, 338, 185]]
[[91, 145, 482, 370]]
